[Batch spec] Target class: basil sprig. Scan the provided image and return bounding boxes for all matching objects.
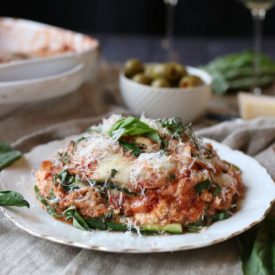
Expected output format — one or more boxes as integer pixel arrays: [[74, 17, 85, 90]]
[[0, 142, 28, 208], [158, 117, 186, 139], [63, 206, 90, 230], [109, 116, 161, 143], [202, 51, 275, 94], [158, 118, 202, 152], [0, 141, 22, 171], [34, 185, 61, 217], [119, 141, 143, 157], [185, 210, 231, 232], [237, 216, 275, 275], [0, 191, 29, 208], [53, 170, 82, 192], [194, 179, 221, 195]]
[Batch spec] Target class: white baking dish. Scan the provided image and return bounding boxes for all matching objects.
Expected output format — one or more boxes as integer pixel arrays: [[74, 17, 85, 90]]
[[0, 17, 99, 82], [0, 17, 100, 116]]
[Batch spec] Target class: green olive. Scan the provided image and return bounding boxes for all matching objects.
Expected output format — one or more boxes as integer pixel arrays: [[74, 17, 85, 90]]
[[179, 75, 203, 88], [144, 65, 155, 78], [124, 59, 144, 78], [132, 73, 151, 85], [169, 62, 187, 80], [150, 64, 172, 80], [151, 78, 170, 88], [151, 63, 185, 82]]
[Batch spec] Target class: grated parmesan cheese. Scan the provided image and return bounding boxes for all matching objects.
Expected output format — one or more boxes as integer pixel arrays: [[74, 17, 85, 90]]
[[70, 136, 120, 168], [140, 114, 170, 135], [100, 114, 122, 134], [130, 151, 175, 188]]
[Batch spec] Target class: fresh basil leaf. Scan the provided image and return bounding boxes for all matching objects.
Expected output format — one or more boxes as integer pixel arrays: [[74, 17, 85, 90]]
[[213, 184, 222, 196], [159, 118, 201, 151], [158, 117, 185, 138], [0, 141, 22, 171], [0, 191, 29, 207], [243, 226, 271, 275], [195, 179, 211, 194], [86, 218, 107, 230], [63, 206, 90, 230], [237, 217, 275, 275], [146, 131, 162, 144], [57, 151, 69, 164], [185, 219, 205, 232], [91, 180, 136, 196], [120, 141, 142, 157], [109, 116, 161, 143], [34, 185, 48, 206], [110, 169, 118, 178], [34, 185, 61, 217], [56, 170, 81, 192], [212, 211, 231, 222], [48, 188, 56, 200], [195, 179, 222, 196]]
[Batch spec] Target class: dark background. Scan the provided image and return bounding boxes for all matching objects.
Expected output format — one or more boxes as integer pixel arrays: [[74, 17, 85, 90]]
[[2, 0, 275, 37]]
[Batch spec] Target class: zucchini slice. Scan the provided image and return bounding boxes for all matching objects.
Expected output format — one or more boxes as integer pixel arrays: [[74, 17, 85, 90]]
[[140, 223, 183, 234]]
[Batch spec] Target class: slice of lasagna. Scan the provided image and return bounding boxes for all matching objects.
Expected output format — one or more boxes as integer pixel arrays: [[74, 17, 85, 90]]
[[35, 115, 244, 234]]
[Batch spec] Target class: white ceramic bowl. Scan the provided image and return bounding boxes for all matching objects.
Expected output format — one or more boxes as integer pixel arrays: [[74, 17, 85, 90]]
[[120, 66, 212, 123]]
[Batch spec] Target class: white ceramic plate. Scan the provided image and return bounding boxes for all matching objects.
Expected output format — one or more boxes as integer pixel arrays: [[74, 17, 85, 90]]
[[0, 137, 274, 253]]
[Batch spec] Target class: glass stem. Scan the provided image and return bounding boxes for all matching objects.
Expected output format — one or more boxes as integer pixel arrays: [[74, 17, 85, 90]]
[[251, 9, 266, 95], [163, 0, 178, 61], [166, 3, 175, 59]]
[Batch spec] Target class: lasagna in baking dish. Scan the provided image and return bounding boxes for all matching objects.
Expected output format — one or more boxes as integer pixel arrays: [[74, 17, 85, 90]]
[[34, 115, 244, 234]]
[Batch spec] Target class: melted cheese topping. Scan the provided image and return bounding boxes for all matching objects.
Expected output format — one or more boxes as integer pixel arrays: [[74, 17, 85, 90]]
[[92, 153, 133, 187], [91, 151, 176, 189]]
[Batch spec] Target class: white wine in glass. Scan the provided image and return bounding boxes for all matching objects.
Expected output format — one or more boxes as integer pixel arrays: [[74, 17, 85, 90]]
[[240, 0, 275, 94], [243, 0, 274, 10]]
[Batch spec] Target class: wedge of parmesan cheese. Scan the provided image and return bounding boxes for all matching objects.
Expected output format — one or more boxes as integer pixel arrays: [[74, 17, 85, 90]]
[[238, 92, 275, 119]]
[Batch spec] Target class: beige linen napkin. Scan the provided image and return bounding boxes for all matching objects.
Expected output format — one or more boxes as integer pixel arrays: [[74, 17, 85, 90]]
[[1, 115, 275, 275]]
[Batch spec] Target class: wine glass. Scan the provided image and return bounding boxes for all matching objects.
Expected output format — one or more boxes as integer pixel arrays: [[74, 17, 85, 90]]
[[240, 0, 275, 94], [162, 0, 179, 61]]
